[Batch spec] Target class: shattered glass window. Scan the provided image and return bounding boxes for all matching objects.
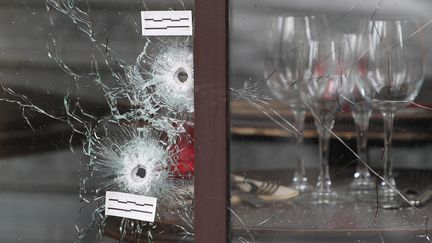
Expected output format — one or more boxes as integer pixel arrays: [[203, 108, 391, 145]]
[[229, 0, 432, 242], [0, 0, 194, 242]]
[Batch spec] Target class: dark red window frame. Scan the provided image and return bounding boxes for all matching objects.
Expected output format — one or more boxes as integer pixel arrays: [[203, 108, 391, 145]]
[[194, 0, 229, 242]]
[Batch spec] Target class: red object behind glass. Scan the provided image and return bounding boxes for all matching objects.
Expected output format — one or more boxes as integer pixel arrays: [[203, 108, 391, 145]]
[[170, 125, 194, 179]]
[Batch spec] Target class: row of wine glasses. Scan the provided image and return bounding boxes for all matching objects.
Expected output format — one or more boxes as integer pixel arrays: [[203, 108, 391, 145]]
[[264, 15, 425, 204]]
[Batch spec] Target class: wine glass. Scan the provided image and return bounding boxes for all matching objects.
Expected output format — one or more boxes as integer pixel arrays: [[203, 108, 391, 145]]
[[356, 19, 425, 200], [339, 33, 375, 192], [298, 38, 354, 204], [264, 15, 328, 192]]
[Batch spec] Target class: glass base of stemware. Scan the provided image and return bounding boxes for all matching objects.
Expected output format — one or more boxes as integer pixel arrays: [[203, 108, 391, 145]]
[[379, 178, 397, 197], [348, 178, 377, 202], [298, 189, 351, 205], [350, 177, 376, 196], [354, 178, 398, 203], [359, 178, 398, 203], [291, 176, 312, 192], [312, 190, 339, 205]]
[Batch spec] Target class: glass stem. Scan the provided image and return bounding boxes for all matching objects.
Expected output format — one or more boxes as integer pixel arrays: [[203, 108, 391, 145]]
[[354, 114, 371, 180], [315, 119, 334, 193], [293, 109, 306, 182], [382, 112, 395, 187]]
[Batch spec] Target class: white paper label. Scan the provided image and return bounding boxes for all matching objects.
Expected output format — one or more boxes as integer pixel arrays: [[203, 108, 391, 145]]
[[105, 191, 157, 222], [141, 10, 193, 36]]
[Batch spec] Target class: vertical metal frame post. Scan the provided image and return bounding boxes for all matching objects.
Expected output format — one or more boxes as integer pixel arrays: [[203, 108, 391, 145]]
[[194, 0, 229, 242]]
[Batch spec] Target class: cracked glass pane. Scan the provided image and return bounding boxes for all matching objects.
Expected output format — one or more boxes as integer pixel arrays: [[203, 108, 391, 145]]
[[0, 0, 194, 242], [229, 0, 432, 242]]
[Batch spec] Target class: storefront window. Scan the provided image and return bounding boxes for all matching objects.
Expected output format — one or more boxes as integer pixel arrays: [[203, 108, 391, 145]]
[[2, 0, 432, 242]]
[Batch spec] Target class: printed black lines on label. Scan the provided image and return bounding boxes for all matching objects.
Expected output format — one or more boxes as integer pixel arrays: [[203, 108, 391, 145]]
[[108, 198, 154, 207], [141, 11, 193, 36], [144, 18, 189, 22], [105, 191, 157, 222], [107, 207, 152, 214]]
